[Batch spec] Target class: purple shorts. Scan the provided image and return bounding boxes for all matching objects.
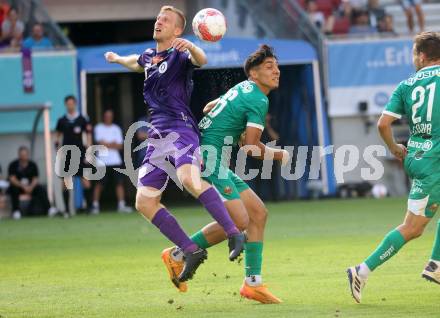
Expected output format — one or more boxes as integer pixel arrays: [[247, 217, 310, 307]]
[[137, 128, 201, 190]]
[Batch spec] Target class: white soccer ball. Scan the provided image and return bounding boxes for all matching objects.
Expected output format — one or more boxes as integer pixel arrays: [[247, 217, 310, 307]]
[[371, 183, 388, 199], [192, 8, 227, 42]]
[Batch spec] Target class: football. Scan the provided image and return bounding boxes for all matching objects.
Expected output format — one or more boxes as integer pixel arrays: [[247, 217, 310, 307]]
[[192, 8, 227, 42]]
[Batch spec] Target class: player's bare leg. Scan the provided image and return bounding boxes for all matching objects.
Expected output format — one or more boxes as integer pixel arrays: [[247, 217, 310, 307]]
[[348, 211, 431, 303], [136, 186, 207, 286], [176, 163, 245, 262], [239, 188, 282, 304]]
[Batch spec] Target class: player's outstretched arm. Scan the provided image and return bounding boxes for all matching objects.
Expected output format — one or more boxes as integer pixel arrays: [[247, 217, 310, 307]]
[[243, 126, 290, 166], [171, 38, 207, 67], [203, 98, 220, 114], [104, 52, 143, 73], [377, 114, 407, 161]]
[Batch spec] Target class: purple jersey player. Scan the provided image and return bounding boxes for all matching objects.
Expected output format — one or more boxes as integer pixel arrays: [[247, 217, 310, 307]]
[[104, 5, 244, 283]]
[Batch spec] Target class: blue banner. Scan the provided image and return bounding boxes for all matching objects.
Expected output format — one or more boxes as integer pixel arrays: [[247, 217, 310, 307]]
[[328, 38, 416, 88], [78, 37, 317, 73]]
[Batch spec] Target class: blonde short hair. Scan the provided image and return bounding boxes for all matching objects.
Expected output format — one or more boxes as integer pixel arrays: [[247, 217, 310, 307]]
[[160, 5, 186, 31]]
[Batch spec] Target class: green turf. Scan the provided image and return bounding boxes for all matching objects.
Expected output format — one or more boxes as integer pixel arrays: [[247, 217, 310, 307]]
[[1, 198, 439, 317]]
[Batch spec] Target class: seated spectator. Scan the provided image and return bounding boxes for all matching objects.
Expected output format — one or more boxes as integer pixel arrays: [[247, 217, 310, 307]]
[[0, 7, 23, 47], [349, 9, 377, 34], [92, 109, 132, 214], [306, 0, 335, 34], [378, 14, 398, 35], [400, 0, 425, 33], [8, 146, 52, 219], [367, 0, 385, 30], [22, 23, 53, 50]]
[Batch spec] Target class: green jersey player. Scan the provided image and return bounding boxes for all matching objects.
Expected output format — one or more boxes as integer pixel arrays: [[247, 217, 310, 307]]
[[348, 32, 440, 303], [161, 45, 289, 303]]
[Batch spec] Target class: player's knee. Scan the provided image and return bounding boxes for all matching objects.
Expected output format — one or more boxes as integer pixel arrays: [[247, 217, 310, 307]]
[[135, 196, 157, 218], [180, 175, 201, 194], [253, 205, 268, 226]]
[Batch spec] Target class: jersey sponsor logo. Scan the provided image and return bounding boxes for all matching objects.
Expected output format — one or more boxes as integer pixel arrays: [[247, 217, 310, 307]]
[[422, 140, 433, 152], [73, 126, 81, 134], [412, 123, 432, 135], [159, 61, 168, 74], [408, 139, 433, 152]]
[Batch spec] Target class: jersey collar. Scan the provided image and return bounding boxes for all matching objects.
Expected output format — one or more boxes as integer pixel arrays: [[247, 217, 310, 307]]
[[66, 112, 79, 121], [419, 65, 440, 72]]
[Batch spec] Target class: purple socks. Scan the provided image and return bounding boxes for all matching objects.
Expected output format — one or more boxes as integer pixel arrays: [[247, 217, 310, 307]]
[[198, 188, 239, 237], [151, 208, 197, 253]]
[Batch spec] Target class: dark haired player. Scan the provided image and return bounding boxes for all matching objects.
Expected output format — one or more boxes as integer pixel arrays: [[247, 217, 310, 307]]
[[348, 31, 440, 303], [55, 95, 93, 215], [163, 45, 290, 303], [104, 6, 245, 283]]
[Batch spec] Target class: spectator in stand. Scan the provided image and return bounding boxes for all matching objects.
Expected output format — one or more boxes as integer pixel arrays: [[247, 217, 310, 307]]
[[348, 0, 367, 9], [23, 23, 53, 50], [367, 0, 386, 30], [305, 0, 333, 34], [8, 146, 53, 219], [349, 9, 377, 34], [0, 7, 23, 47], [400, 0, 425, 33], [92, 109, 132, 214], [0, 0, 10, 29], [378, 14, 398, 35]]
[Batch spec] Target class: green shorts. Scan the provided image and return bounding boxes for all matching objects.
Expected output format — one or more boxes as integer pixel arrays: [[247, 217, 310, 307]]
[[404, 155, 440, 218], [201, 150, 249, 201]]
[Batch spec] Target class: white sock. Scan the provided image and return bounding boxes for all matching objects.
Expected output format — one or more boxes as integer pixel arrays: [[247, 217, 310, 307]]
[[171, 247, 184, 262], [118, 200, 126, 208], [430, 259, 440, 268], [245, 275, 262, 286], [92, 201, 99, 208], [358, 263, 371, 279]]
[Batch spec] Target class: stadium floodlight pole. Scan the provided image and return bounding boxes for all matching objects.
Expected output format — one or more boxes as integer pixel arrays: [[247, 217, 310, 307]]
[[43, 102, 54, 205]]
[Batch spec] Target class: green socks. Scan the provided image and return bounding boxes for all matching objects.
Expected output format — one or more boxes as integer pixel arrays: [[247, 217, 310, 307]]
[[190, 230, 211, 249], [245, 242, 263, 276], [189, 232, 264, 277], [365, 229, 406, 271], [431, 220, 440, 261]]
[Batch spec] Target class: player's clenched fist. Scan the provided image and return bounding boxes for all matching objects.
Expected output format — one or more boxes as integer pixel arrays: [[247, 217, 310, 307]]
[[172, 38, 194, 52], [390, 143, 407, 161], [104, 51, 120, 63]]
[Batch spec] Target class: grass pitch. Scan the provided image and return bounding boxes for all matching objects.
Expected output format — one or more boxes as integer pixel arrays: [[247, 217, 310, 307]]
[[1, 198, 439, 318]]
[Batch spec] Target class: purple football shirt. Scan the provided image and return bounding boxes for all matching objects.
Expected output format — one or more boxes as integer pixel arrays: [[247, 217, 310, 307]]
[[137, 48, 198, 135]]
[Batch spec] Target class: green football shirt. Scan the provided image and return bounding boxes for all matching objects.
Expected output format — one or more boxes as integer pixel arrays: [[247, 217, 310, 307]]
[[384, 65, 440, 158], [199, 80, 269, 149]]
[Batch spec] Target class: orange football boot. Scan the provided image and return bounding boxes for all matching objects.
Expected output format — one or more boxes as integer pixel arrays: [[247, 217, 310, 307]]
[[239, 281, 282, 304], [161, 247, 188, 292]]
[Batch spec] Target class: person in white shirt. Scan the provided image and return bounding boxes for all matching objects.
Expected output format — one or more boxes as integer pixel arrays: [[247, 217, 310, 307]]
[[92, 109, 132, 214]]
